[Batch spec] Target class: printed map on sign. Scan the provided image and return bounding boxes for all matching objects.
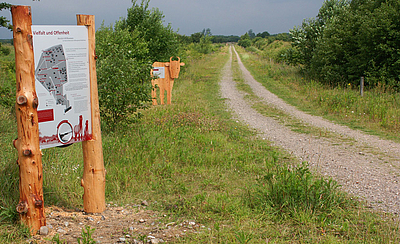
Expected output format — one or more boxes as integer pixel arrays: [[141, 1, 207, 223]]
[[35, 44, 71, 113]]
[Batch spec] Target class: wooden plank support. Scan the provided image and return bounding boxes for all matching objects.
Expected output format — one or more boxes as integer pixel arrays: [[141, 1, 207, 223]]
[[76, 14, 106, 213], [11, 5, 46, 234]]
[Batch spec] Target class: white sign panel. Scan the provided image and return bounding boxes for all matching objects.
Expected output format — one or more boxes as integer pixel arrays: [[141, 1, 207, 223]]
[[32, 25, 92, 149], [152, 66, 165, 79]]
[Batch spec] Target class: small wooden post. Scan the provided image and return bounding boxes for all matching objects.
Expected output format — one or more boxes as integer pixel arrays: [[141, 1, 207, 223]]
[[360, 76, 364, 97], [76, 15, 106, 213], [11, 5, 46, 234]]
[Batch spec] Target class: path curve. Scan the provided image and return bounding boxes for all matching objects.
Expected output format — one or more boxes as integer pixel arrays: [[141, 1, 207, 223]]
[[220, 45, 400, 214]]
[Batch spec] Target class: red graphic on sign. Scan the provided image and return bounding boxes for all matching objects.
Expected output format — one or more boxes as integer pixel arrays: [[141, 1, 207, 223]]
[[74, 115, 83, 141], [38, 109, 54, 123]]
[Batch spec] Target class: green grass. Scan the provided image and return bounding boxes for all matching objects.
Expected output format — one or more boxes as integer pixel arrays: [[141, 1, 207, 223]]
[[1, 45, 400, 243], [235, 45, 400, 143]]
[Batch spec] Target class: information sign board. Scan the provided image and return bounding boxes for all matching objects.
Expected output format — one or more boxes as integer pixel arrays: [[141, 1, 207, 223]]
[[32, 25, 92, 149], [152, 66, 165, 79]]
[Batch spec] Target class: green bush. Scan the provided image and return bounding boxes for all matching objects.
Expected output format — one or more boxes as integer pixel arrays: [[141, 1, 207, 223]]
[[120, 0, 181, 62], [0, 60, 15, 109], [194, 36, 213, 54], [95, 0, 183, 127], [238, 39, 251, 48], [0, 44, 10, 56], [96, 24, 152, 127]]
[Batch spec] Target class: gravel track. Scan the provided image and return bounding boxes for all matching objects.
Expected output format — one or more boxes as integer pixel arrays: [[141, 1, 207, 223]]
[[220, 45, 400, 215]]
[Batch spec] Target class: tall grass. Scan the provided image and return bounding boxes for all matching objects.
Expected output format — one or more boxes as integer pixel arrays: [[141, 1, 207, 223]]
[[1, 45, 400, 243]]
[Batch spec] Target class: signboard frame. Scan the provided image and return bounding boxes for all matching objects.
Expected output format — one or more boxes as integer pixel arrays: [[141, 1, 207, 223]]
[[32, 25, 92, 149]]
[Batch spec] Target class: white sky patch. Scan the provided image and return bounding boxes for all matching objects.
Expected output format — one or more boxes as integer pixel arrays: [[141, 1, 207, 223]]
[[1, 0, 324, 38]]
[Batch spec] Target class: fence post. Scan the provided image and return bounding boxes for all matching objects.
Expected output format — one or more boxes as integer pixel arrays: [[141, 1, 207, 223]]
[[11, 5, 46, 234], [76, 15, 106, 213], [360, 76, 364, 97]]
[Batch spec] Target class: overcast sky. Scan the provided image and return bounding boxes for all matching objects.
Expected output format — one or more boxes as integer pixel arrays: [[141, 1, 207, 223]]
[[0, 0, 325, 39]]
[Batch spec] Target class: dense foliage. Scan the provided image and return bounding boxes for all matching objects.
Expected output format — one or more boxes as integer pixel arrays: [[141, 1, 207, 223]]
[[96, 0, 182, 127], [189, 29, 240, 44], [0, 3, 14, 110], [0, 3, 11, 30], [236, 30, 291, 63], [0, 3, 11, 57], [238, 30, 290, 49], [183, 28, 219, 55], [0, 45, 14, 109], [288, 0, 400, 89], [211, 35, 240, 43], [119, 0, 180, 62], [96, 23, 151, 126]]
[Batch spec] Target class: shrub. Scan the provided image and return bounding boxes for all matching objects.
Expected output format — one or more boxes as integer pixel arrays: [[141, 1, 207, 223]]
[[120, 0, 181, 62], [0, 60, 15, 109], [247, 162, 349, 219], [96, 24, 152, 127], [95, 0, 182, 127], [238, 39, 251, 48]]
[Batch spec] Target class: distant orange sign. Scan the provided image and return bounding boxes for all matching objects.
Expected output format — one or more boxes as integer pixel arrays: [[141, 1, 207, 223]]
[[151, 57, 185, 105]]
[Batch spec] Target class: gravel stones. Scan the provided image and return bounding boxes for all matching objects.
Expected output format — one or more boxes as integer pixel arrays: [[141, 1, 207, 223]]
[[39, 226, 49, 236], [33, 204, 205, 243]]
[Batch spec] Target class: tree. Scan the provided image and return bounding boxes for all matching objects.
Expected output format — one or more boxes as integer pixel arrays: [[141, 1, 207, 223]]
[[256, 31, 270, 38], [238, 32, 251, 48], [310, 0, 400, 88], [191, 32, 203, 43], [202, 28, 212, 37], [211, 35, 240, 43], [120, 0, 180, 62], [0, 3, 11, 57], [95, 0, 182, 126], [0, 3, 12, 30], [248, 29, 256, 39], [289, 0, 349, 68]]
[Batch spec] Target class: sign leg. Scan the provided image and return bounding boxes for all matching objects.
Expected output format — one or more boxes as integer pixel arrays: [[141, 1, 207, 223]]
[[12, 5, 46, 234], [77, 14, 106, 213]]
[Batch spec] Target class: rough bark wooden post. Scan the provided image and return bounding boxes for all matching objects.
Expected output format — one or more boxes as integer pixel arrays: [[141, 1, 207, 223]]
[[76, 15, 106, 213], [11, 5, 46, 234]]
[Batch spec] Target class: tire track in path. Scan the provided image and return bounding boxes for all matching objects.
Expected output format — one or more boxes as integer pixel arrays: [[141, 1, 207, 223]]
[[220, 45, 400, 215]]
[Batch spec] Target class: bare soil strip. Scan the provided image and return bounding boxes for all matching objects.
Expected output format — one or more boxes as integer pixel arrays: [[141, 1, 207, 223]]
[[220, 45, 400, 215]]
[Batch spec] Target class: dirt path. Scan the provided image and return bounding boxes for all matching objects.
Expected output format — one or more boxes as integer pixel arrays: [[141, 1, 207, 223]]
[[220, 45, 400, 215]]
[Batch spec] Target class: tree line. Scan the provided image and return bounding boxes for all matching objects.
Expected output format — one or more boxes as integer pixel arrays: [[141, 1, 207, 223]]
[[237, 29, 290, 48]]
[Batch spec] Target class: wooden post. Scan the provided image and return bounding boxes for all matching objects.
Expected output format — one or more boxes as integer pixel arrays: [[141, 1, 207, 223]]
[[76, 15, 106, 213], [360, 76, 364, 97], [11, 5, 46, 234]]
